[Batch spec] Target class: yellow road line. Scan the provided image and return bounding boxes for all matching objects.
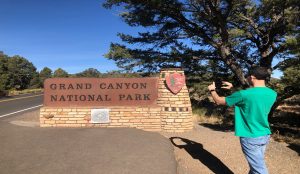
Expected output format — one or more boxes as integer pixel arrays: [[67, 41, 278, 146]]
[[0, 94, 43, 103]]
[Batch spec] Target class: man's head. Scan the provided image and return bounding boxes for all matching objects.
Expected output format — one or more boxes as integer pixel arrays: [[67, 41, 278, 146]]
[[246, 66, 270, 86]]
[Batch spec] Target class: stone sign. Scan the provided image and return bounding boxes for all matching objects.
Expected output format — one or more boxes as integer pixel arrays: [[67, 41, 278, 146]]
[[40, 69, 193, 132], [44, 78, 158, 107]]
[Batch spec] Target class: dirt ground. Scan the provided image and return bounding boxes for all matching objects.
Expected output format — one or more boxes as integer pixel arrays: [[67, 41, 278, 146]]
[[161, 124, 300, 174], [7, 110, 300, 174]]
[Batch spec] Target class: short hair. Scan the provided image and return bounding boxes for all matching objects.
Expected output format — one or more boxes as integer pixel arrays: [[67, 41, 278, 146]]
[[249, 66, 270, 80]]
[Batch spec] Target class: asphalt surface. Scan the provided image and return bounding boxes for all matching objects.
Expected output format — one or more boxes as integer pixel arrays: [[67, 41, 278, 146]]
[[0, 93, 43, 117], [0, 109, 177, 174]]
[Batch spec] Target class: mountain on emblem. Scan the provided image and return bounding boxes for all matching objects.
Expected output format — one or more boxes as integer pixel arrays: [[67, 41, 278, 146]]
[[165, 73, 186, 94]]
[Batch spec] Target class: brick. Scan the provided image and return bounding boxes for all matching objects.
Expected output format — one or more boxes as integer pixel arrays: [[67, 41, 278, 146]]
[[60, 118, 69, 120], [175, 101, 184, 104], [56, 120, 66, 124], [77, 120, 88, 124], [141, 119, 160, 123], [119, 120, 129, 123], [68, 118, 81, 120], [46, 109, 58, 112], [68, 112, 77, 115], [52, 118, 61, 121], [75, 115, 86, 118], [150, 108, 161, 111], [110, 123, 122, 126], [143, 128, 161, 131], [49, 112, 58, 115], [45, 120, 55, 124], [165, 119, 174, 123], [66, 121, 77, 124], [77, 112, 88, 114], [40, 124, 52, 127], [118, 108, 135, 112], [175, 119, 183, 122], [168, 98, 180, 101], [77, 109, 90, 112]]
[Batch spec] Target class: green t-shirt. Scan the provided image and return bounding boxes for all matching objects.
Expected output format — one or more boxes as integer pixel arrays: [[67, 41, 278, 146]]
[[225, 87, 277, 137]]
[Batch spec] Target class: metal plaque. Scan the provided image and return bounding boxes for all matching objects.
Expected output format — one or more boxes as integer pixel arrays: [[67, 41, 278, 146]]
[[91, 109, 110, 123]]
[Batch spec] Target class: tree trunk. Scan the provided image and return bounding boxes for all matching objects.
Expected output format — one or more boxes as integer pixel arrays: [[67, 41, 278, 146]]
[[219, 46, 249, 88]]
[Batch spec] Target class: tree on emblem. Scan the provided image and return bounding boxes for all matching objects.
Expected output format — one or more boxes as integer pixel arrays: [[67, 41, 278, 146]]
[[170, 75, 176, 86]]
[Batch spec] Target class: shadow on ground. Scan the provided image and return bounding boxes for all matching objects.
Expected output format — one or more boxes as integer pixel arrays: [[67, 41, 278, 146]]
[[170, 137, 234, 174], [287, 143, 300, 155], [199, 123, 234, 132]]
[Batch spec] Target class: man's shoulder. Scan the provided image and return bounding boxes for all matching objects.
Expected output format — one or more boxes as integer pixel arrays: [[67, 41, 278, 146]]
[[261, 87, 277, 95], [242, 87, 277, 97]]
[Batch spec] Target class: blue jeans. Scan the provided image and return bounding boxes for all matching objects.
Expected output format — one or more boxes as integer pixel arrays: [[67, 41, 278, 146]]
[[240, 135, 270, 174]]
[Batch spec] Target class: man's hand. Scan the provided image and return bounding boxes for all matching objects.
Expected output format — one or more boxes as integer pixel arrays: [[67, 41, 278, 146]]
[[207, 82, 226, 105], [221, 81, 233, 90], [208, 82, 216, 91]]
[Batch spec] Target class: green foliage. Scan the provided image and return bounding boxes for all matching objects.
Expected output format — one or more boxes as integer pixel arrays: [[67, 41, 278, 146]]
[[0, 53, 37, 90], [268, 78, 284, 94], [0, 53, 9, 93], [281, 63, 300, 88], [39, 67, 52, 84], [100, 70, 145, 78], [76, 68, 101, 77], [103, 0, 299, 85], [29, 72, 42, 89], [53, 68, 69, 78], [0, 52, 38, 94], [103, 0, 300, 117]]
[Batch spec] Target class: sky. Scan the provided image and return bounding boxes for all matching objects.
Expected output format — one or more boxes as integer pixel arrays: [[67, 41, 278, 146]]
[[0, 0, 140, 74], [0, 0, 282, 77]]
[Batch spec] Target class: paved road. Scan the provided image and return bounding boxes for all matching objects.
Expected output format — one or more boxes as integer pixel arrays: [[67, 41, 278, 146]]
[[0, 113, 177, 174], [0, 94, 177, 174], [0, 93, 43, 117]]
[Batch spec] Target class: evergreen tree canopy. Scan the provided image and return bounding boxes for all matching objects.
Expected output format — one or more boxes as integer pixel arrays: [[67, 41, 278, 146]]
[[0, 52, 38, 91], [39, 67, 53, 87], [53, 68, 69, 78], [103, 0, 299, 87], [76, 68, 101, 77], [6, 55, 37, 89]]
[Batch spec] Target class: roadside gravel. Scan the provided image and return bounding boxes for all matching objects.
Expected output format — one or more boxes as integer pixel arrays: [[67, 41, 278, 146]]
[[161, 124, 300, 174]]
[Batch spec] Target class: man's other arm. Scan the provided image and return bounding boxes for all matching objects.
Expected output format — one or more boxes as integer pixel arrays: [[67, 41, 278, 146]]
[[210, 91, 226, 105]]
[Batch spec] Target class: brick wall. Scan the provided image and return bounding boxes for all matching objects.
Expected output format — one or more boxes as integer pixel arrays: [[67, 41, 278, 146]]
[[40, 68, 193, 132]]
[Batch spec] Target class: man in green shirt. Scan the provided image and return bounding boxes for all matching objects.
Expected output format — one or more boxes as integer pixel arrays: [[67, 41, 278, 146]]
[[208, 67, 277, 174]]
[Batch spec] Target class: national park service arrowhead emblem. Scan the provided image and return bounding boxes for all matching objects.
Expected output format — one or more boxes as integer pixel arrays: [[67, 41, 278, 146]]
[[166, 73, 186, 94]]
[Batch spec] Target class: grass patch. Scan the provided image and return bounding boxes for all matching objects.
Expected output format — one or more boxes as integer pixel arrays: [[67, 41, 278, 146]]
[[192, 106, 230, 124], [8, 88, 43, 96]]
